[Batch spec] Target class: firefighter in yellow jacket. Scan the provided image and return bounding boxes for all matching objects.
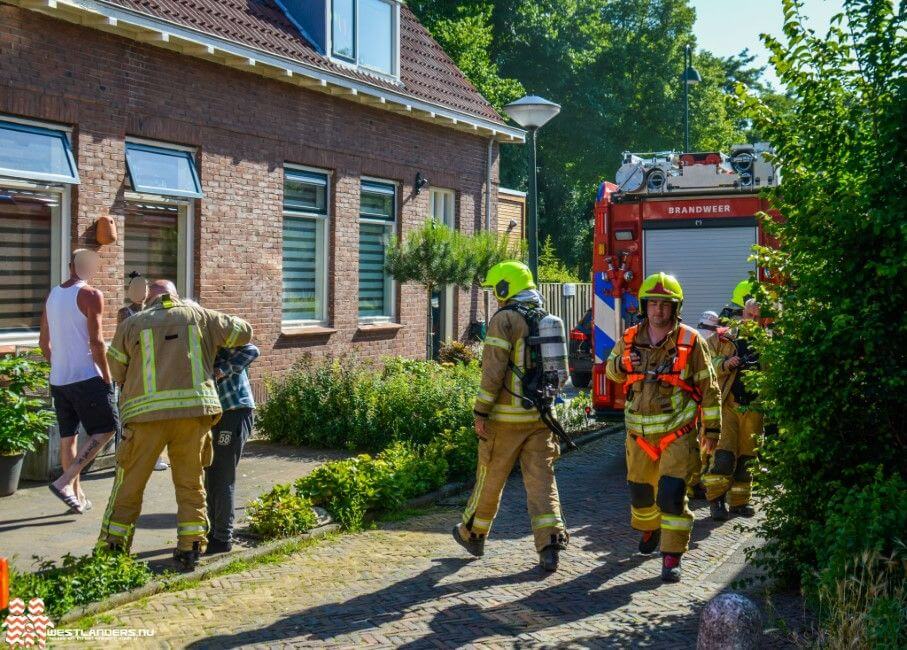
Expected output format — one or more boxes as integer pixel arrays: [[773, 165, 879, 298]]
[[701, 298, 764, 520], [606, 273, 721, 582], [452, 261, 568, 571], [688, 311, 724, 499], [99, 280, 252, 569]]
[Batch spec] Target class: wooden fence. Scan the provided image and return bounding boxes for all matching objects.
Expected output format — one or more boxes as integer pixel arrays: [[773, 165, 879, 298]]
[[537, 282, 592, 328]]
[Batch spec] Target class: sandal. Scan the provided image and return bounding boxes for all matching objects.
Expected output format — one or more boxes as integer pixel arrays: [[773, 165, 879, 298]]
[[49, 483, 83, 514], [80, 496, 93, 512]]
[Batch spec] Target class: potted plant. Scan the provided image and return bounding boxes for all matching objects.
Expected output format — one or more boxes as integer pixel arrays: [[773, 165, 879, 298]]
[[0, 352, 55, 496]]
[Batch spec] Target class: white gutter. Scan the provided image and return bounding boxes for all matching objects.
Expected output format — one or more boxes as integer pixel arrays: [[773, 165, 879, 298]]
[[5, 0, 525, 143]]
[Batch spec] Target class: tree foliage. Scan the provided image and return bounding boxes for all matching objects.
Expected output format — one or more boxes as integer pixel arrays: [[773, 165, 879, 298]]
[[739, 0, 906, 590], [411, 0, 776, 277], [537, 235, 581, 283]]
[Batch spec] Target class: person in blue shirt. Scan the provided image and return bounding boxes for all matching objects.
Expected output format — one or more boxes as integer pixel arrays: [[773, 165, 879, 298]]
[[205, 343, 260, 554]]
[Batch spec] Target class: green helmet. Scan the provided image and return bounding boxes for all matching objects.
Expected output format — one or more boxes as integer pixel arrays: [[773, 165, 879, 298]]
[[732, 279, 755, 307], [639, 272, 684, 317], [482, 260, 536, 301]]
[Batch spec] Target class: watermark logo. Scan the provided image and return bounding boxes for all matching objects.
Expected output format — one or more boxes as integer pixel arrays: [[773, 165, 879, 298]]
[[2, 597, 53, 648], [2, 597, 154, 646]]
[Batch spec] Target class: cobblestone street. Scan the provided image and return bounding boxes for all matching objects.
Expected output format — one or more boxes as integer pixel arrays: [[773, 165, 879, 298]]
[[67, 431, 792, 648]]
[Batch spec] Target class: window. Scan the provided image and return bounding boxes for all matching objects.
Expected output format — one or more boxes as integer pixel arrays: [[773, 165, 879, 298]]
[[359, 0, 393, 74], [124, 203, 179, 284], [329, 0, 397, 76], [124, 139, 199, 298], [429, 189, 456, 348], [331, 0, 355, 60], [0, 190, 65, 341], [125, 142, 202, 199], [0, 120, 79, 185], [282, 168, 330, 325], [358, 179, 396, 320], [0, 117, 74, 344]]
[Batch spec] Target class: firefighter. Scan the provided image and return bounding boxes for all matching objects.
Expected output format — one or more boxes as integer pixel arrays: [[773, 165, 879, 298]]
[[452, 260, 569, 572], [702, 298, 764, 520], [688, 311, 723, 499], [606, 273, 721, 582], [99, 280, 253, 570]]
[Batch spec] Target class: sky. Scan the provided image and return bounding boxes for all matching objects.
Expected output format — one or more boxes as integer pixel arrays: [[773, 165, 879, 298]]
[[691, 0, 847, 90]]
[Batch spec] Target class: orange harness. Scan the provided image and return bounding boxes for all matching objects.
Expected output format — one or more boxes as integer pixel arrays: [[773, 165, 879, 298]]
[[621, 324, 702, 461]]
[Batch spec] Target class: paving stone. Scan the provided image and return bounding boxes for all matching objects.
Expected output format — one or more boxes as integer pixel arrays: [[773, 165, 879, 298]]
[[53, 432, 801, 648]]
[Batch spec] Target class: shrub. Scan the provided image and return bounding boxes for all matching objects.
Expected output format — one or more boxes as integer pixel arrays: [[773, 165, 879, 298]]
[[293, 442, 449, 531], [258, 355, 480, 452], [736, 0, 906, 590], [0, 352, 55, 456], [247, 484, 319, 540], [555, 390, 591, 432], [437, 341, 480, 365], [7, 549, 152, 621]]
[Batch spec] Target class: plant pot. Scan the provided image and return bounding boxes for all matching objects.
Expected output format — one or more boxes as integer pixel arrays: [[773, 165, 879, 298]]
[[0, 452, 26, 497]]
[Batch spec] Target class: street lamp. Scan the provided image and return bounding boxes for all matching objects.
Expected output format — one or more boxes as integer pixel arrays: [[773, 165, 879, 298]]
[[681, 44, 701, 153], [503, 94, 561, 281]]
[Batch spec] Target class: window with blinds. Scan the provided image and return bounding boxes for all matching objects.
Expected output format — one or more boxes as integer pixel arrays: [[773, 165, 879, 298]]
[[358, 180, 395, 319], [124, 203, 178, 286], [0, 190, 54, 335], [283, 168, 329, 324]]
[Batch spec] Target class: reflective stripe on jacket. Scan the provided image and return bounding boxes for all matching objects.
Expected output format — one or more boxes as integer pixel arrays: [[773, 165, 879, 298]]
[[473, 304, 542, 425], [107, 294, 253, 424], [605, 319, 721, 438]]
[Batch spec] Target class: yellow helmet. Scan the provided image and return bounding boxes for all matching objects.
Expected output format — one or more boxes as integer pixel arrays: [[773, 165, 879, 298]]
[[482, 260, 535, 301], [731, 279, 755, 307], [639, 272, 683, 316]]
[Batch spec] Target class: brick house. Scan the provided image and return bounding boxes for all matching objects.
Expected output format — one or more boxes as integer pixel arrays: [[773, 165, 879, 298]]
[[0, 0, 525, 390]]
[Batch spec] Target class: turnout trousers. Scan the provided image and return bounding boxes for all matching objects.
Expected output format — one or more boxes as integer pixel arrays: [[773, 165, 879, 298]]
[[460, 421, 568, 552], [98, 415, 216, 552], [626, 429, 698, 554], [702, 399, 763, 506]]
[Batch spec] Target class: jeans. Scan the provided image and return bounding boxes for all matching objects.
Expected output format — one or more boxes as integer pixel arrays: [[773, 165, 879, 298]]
[[204, 408, 254, 543]]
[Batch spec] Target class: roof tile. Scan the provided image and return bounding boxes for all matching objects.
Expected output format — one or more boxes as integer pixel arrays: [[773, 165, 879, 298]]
[[103, 0, 505, 124]]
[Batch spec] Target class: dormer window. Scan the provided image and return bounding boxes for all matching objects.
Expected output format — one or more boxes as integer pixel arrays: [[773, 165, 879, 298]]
[[330, 0, 398, 77]]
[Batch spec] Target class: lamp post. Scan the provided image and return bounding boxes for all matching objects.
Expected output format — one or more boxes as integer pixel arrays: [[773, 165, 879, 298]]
[[503, 95, 561, 281], [681, 44, 701, 153]]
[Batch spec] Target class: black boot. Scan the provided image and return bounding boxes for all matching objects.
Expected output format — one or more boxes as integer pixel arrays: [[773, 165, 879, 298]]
[[729, 504, 756, 518], [451, 525, 485, 557], [661, 553, 682, 583], [174, 541, 202, 571], [205, 537, 233, 555], [710, 497, 729, 522], [539, 545, 560, 572], [638, 529, 660, 555]]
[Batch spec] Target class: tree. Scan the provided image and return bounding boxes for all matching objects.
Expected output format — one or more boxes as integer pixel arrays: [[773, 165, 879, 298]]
[[385, 220, 518, 358], [739, 0, 906, 593], [537, 235, 580, 283]]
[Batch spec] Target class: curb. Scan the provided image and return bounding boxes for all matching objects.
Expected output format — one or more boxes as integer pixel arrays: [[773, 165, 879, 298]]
[[59, 523, 340, 624], [60, 421, 625, 624]]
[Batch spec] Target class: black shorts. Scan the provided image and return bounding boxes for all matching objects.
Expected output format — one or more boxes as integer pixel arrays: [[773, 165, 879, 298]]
[[50, 376, 120, 438]]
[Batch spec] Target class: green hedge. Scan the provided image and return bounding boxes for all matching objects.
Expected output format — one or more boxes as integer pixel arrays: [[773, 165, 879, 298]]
[[258, 356, 480, 452], [6, 550, 152, 621]]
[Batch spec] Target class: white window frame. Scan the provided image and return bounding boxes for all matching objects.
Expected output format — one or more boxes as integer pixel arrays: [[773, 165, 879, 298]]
[[0, 178, 71, 347], [282, 164, 332, 328], [326, 0, 400, 80], [0, 114, 77, 346], [123, 137, 200, 299], [358, 176, 397, 324], [429, 188, 456, 342], [123, 192, 195, 300]]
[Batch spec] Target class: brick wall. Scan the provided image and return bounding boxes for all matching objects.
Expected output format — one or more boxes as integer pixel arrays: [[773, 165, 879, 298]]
[[0, 5, 501, 384]]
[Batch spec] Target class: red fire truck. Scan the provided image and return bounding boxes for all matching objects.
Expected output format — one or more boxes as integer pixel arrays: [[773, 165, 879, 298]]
[[590, 145, 779, 414]]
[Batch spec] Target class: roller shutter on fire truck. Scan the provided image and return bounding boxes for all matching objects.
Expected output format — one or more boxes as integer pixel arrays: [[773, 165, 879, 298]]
[[643, 222, 757, 323]]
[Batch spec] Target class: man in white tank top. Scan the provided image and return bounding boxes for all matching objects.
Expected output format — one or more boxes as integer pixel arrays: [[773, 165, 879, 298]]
[[39, 249, 120, 514]]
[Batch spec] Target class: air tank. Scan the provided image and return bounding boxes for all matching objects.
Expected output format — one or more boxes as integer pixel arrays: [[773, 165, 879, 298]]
[[537, 312, 569, 389]]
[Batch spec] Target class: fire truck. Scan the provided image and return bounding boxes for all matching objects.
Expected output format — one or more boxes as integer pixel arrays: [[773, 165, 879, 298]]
[[590, 144, 780, 414]]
